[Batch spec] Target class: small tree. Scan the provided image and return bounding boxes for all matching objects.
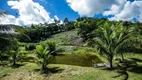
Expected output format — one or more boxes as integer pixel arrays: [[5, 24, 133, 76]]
[[94, 22, 134, 69], [10, 41, 26, 66], [10, 48, 19, 66], [36, 41, 56, 71]]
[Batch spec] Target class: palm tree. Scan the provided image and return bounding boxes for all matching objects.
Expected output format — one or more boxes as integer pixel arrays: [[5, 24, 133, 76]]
[[10, 47, 19, 66], [113, 23, 135, 61], [9, 39, 26, 66], [36, 41, 56, 71], [94, 22, 134, 69]]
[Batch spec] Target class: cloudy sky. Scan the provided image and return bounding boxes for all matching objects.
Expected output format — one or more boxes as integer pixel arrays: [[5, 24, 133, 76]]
[[0, 0, 141, 26]]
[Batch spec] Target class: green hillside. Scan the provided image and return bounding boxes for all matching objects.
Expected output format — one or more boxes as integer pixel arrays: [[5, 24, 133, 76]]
[[46, 30, 84, 46]]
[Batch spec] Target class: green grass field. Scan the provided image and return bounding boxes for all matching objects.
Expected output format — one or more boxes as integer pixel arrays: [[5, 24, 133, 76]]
[[1, 50, 142, 80]]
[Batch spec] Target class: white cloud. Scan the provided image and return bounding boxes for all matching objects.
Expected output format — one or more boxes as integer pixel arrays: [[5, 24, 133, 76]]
[[54, 15, 63, 24], [66, 0, 142, 22], [54, 15, 59, 21], [108, 1, 142, 22], [138, 13, 142, 22], [0, 0, 58, 26], [0, 14, 17, 24], [66, 0, 117, 17], [103, 0, 127, 16]]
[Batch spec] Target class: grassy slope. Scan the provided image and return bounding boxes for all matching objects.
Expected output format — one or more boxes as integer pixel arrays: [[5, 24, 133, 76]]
[[45, 30, 83, 46], [1, 30, 142, 80]]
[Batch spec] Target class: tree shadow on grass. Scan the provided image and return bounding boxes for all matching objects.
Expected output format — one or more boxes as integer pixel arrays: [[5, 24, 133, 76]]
[[34, 67, 64, 76], [99, 61, 137, 80], [130, 58, 142, 63], [128, 65, 142, 74], [112, 65, 142, 80], [96, 59, 142, 80], [113, 70, 129, 80], [0, 73, 8, 79], [11, 63, 26, 68], [97, 67, 129, 80]]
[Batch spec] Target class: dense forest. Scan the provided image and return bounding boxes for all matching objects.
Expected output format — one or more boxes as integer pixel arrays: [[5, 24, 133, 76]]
[[0, 17, 142, 80]]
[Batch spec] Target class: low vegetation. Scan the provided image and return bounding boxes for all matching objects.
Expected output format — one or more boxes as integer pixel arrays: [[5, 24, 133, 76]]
[[0, 17, 142, 80]]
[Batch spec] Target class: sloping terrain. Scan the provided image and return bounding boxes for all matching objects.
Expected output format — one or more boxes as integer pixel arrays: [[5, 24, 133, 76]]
[[46, 30, 84, 46]]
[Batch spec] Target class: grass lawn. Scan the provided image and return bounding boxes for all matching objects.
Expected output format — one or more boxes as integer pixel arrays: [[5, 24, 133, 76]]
[[0, 63, 121, 80], [0, 52, 142, 80]]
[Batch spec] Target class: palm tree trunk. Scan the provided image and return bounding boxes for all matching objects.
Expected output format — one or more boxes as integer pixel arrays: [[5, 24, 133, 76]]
[[42, 63, 46, 71], [41, 58, 47, 71], [121, 53, 124, 61], [109, 55, 113, 69], [13, 53, 16, 66]]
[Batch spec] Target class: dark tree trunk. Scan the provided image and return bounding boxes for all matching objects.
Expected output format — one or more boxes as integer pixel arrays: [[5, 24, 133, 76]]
[[13, 53, 16, 66], [42, 63, 46, 71], [121, 53, 124, 61], [109, 55, 113, 69]]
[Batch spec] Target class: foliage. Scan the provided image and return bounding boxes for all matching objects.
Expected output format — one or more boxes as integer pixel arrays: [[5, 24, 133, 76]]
[[93, 22, 135, 68], [9, 39, 27, 66], [0, 37, 17, 63], [36, 41, 56, 71], [75, 17, 106, 42]]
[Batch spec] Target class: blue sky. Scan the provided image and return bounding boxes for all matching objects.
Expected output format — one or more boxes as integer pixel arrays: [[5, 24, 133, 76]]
[[0, 0, 133, 20], [0, 0, 141, 25], [0, 0, 79, 21]]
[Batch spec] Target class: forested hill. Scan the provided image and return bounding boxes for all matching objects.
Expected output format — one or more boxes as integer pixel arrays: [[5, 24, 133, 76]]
[[10, 17, 142, 42], [5, 17, 141, 53]]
